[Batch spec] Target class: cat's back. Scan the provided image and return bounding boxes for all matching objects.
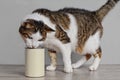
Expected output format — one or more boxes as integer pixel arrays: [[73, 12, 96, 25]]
[[58, 8, 92, 14]]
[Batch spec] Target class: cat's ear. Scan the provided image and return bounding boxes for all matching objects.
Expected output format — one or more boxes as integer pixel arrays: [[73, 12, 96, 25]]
[[23, 19, 37, 29], [25, 19, 43, 31]]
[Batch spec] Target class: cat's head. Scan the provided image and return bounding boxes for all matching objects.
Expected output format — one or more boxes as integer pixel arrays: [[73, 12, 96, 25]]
[[19, 19, 55, 48]]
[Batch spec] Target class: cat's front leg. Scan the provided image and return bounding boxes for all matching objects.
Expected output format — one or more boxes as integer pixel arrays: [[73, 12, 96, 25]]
[[61, 46, 73, 73], [46, 50, 57, 71]]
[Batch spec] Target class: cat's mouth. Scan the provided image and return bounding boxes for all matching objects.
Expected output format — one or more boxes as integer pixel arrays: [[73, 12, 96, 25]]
[[25, 46, 36, 49], [31, 43, 44, 49], [25, 42, 40, 49], [26, 47, 44, 49]]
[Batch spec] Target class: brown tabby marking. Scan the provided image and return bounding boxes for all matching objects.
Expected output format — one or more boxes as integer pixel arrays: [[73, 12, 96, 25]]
[[85, 54, 92, 60], [48, 50, 57, 66], [19, 20, 37, 40], [55, 25, 70, 44], [75, 13, 103, 54], [33, 9, 70, 30], [75, 46, 84, 54], [96, 0, 119, 22], [93, 47, 102, 58], [76, 20, 103, 53]]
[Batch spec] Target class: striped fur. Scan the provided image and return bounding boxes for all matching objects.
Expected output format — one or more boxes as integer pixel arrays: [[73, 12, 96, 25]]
[[96, 0, 119, 21]]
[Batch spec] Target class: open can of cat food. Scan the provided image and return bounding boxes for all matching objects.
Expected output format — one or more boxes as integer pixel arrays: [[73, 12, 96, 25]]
[[25, 48, 45, 77]]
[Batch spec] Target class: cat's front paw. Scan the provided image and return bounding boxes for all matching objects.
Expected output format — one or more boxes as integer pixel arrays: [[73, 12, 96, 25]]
[[89, 65, 98, 71], [64, 67, 73, 73], [46, 65, 56, 71]]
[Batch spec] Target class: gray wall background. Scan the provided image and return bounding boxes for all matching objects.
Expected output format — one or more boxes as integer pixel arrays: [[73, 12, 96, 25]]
[[0, 0, 120, 65]]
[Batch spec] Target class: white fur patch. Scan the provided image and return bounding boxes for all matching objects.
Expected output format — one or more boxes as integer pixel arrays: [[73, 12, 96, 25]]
[[26, 38, 32, 48], [31, 31, 41, 40], [23, 13, 56, 30], [65, 13, 78, 51], [83, 31, 101, 54], [31, 31, 42, 48]]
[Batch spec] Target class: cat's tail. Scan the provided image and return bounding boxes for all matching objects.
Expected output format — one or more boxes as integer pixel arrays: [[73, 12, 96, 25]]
[[96, 0, 119, 22]]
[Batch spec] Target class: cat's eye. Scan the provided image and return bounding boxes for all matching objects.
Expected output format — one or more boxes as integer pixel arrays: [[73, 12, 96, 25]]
[[38, 38, 44, 41], [38, 39, 42, 41], [28, 36, 33, 39]]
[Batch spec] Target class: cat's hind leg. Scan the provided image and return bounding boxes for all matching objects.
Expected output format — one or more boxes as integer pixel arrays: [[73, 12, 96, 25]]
[[72, 54, 91, 69], [46, 50, 57, 71], [89, 47, 102, 71]]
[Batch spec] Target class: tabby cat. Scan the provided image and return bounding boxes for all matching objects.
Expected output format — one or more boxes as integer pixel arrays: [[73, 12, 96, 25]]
[[19, 0, 119, 73]]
